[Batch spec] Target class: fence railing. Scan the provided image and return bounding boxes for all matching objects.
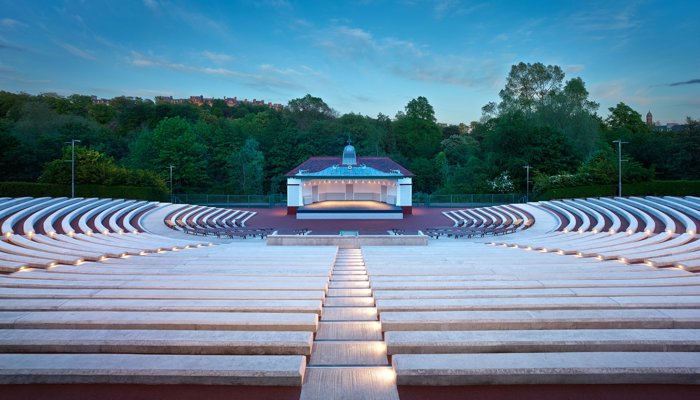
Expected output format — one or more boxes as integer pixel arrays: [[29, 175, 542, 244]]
[[172, 193, 526, 207], [412, 193, 525, 207], [172, 194, 286, 207]]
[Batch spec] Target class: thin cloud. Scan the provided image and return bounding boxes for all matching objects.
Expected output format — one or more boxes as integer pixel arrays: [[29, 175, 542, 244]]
[[668, 79, 700, 87], [58, 42, 97, 61], [200, 50, 234, 64], [434, 0, 487, 19], [315, 23, 497, 88], [0, 18, 27, 29], [129, 51, 304, 91], [143, 0, 159, 10]]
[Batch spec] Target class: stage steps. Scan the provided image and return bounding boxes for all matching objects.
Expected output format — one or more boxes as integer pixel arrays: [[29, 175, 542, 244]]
[[300, 248, 399, 400]]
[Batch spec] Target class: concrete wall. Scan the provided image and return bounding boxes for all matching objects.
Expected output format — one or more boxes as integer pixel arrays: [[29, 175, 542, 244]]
[[267, 234, 428, 248]]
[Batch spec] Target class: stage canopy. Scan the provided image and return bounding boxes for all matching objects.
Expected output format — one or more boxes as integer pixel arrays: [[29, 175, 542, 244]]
[[286, 143, 414, 217]]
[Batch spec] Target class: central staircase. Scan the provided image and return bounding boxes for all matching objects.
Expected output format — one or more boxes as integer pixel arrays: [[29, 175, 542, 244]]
[[300, 248, 399, 400]]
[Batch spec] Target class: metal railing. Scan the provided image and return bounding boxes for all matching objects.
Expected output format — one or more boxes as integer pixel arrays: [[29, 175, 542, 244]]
[[172, 194, 286, 207], [172, 193, 525, 207], [412, 193, 525, 207]]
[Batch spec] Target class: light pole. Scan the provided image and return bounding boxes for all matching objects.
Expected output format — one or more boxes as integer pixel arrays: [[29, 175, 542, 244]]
[[612, 139, 627, 197], [523, 164, 531, 203], [65, 139, 81, 198], [168, 165, 175, 203]]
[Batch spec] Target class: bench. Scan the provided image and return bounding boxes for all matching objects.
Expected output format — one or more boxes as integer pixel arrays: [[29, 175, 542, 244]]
[[392, 352, 700, 385], [0, 353, 306, 386]]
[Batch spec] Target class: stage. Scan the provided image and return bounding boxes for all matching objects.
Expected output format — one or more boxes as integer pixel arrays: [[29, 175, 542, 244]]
[[296, 200, 404, 220]]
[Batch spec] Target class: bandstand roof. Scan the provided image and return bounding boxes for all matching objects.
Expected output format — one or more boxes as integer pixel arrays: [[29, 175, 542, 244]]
[[286, 156, 414, 178]]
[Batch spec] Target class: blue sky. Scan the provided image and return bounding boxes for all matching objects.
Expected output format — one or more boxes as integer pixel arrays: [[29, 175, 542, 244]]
[[1, 0, 698, 124]]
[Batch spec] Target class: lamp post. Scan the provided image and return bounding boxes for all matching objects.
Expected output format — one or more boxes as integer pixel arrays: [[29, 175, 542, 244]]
[[523, 164, 531, 203], [612, 139, 627, 197], [65, 139, 81, 198], [168, 165, 175, 203]]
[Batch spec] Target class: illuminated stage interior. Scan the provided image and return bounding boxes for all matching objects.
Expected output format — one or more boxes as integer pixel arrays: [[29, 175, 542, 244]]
[[296, 200, 403, 220]]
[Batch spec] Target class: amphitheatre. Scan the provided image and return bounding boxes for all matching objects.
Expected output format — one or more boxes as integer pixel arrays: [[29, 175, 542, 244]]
[[1, 194, 700, 399]]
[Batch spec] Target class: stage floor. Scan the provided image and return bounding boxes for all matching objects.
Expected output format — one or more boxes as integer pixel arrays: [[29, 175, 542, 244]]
[[297, 201, 403, 220], [299, 200, 401, 212]]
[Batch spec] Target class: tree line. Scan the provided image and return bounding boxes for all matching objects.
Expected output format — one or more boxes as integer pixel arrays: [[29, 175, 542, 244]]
[[1, 61, 698, 196]]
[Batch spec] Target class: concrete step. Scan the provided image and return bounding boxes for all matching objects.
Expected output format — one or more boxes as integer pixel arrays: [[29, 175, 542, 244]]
[[300, 367, 399, 400], [324, 297, 375, 307], [327, 288, 372, 297], [0, 310, 319, 331], [0, 276, 328, 291], [322, 307, 378, 321], [0, 353, 306, 385], [392, 352, 700, 385], [0, 329, 313, 355], [0, 298, 323, 314], [330, 270, 367, 275], [375, 296, 700, 312], [309, 342, 389, 366], [330, 275, 368, 281], [329, 281, 370, 289], [386, 329, 700, 354], [380, 309, 700, 331], [373, 286, 700, 299], [0, 288, 326, 300], [315, 322, 383, 341]]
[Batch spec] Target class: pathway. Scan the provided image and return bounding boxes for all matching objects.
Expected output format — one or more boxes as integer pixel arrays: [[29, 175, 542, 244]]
[[300, 247, 399, 400]]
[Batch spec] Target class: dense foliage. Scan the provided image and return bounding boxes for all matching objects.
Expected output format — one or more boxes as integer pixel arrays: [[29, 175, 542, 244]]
[[1, 62, 698, 196]]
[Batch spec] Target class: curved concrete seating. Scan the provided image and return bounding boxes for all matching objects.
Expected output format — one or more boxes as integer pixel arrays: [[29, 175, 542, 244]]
[[8, 235, 105, 262], [0, 353, 307, 386], [392, 352, 700, 385], [0, 311, 319, 331], [0, 261, 25, 274], [0, 329, 314, 355], [1, 197, 55, 235], [0, 238, 83, 265], [386, 329, 700, 354]]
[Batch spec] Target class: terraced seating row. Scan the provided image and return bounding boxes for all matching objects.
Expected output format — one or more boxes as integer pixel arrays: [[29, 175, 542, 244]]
[[361, 242, 700, 392], [0, 240, 337, 395], [490, 196, 700, 272], [0, 197, 210, 273], [165, 204, 257, 230], [427, 204, 534, 238]]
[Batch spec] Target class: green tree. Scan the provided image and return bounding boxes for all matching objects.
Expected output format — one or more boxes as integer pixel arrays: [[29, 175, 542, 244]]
[[394, 97, 442, 159], [228, 138, 265, 194]]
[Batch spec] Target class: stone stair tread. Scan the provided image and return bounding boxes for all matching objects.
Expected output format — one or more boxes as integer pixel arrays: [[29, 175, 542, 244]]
[[300, 367, 399, 400], [327, 289, 372, 297], [310, 341, 389, 366], [316, 322, 383, 341], [324, 297, 375, 307], [323, 307, 378, 321]]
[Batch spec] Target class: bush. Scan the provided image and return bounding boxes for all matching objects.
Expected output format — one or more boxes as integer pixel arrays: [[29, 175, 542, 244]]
[[0, 181, 167, 201], [535, 180, 700, 200]]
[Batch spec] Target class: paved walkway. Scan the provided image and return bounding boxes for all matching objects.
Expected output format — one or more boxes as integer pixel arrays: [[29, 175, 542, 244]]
[[300, 248, 399, 400], [246, 207, 454, 235]]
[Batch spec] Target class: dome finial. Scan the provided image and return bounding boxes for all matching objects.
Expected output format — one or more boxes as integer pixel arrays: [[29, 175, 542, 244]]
[[342, 138, 357, 165]]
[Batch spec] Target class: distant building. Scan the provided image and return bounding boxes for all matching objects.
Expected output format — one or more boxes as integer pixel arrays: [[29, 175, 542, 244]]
[[646, 111, 653, 128]]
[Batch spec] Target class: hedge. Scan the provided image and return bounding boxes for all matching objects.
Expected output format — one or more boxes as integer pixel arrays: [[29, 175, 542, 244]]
[[0, 182, 167, 201], [535, 180, 700, 201]]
